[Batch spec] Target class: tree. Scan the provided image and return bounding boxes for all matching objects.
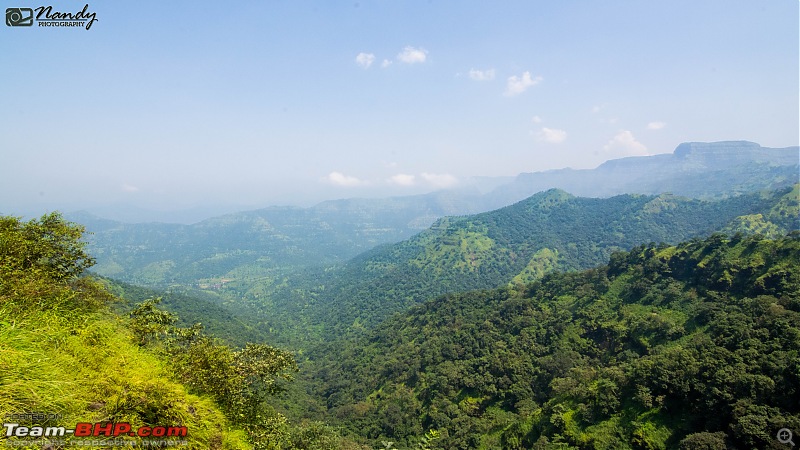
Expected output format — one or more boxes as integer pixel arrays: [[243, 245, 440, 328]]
[[679, 432, 727, 449], [128, 297, 179, 345], [0, 212, 94, 283], [1, 213, 108, 314]]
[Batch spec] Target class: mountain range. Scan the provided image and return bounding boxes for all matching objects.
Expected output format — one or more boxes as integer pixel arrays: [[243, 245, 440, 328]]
[[487, 141, 798, 206], [65, 141, 799, 350], [71, 141, 798, 288], [4, 140, 798, 449], [241, 185, 798, 346]]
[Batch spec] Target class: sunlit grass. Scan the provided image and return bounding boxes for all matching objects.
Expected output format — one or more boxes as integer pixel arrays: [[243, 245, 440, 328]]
[[0, 299, 251, 449]]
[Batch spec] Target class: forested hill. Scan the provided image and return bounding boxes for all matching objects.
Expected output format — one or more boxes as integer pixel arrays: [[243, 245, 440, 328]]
[[258, 186, 798, 343], [69, 141, 797, 292], [69, 189, 487, 286], [308, 233, 800, 449]]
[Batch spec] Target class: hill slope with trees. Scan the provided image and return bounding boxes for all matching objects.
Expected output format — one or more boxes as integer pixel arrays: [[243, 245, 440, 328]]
[[308, 233, 800, 449], [247, 186, 798, 345], [69, 190, 489, 287], [0, 213, 367, 449]]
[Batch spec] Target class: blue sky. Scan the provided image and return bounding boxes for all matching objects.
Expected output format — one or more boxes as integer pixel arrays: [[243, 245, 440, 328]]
[[1, 0, 797, 217]]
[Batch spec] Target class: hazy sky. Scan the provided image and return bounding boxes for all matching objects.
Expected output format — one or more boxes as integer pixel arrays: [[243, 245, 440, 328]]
[[1, 0, 798, 217]]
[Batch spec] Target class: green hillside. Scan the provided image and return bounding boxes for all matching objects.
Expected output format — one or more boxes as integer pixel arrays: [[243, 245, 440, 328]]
[[308, 233, 800, 449], [70, 187, 797, 352], [249, 187, 798, 345], [101, 279, 268, 348], [4, 189, 798, 449], [71, 189, 488, 287], [0, 213, 367, 449]]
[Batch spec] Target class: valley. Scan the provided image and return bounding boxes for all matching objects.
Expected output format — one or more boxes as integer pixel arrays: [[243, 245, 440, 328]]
[[4, 2, 798, 448], [3, 142, 798, 449]]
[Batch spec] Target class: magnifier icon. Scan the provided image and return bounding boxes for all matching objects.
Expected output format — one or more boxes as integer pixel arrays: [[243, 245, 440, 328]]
[[778, 428, 795, 446]]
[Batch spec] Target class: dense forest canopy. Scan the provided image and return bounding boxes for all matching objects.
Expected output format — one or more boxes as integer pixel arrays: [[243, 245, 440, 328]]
[[307, 233, 800, 449]]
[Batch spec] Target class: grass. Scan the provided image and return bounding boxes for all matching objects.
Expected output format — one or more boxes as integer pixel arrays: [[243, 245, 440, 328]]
[[0, 297, 251, 449]]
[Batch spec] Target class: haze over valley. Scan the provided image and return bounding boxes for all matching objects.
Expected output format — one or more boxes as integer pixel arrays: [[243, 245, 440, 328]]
[[2, 1, 798, 448]]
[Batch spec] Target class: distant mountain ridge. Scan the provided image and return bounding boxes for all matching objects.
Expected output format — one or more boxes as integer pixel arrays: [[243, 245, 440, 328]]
[[672, 140, 797, 164], [72, 140, 797, 225], [70, 140, 797, 290], [486, 141, 798, 206]]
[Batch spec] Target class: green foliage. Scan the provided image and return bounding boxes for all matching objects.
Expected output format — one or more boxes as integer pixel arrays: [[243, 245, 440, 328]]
[[9, 188, 798, 448], [76, 192, 486, 287], [70, 187, 798, 350], [308, 233, 800, 449], [0, 213, 252, 448], [678, 431, 727, 449], [371, 429, 440, 450], [416, 429, 441, 449], [105, 279, 269, 347], [0, 213, 366, 449], [250, 186, 799, 347], [512, 247, 559, 285], [128, 296, 179, 344], [127, 297, 373, 448], [0, 212, 94, 283]]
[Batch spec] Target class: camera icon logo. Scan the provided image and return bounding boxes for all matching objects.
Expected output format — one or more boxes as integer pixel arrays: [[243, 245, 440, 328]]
[[6, 8, 33, 26]]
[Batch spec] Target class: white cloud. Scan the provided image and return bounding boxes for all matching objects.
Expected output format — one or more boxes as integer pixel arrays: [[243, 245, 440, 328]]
[[504, 71, 542, 96], [603, 131, 648, 156], [468, 68, 495, 81], [536, 127, 568, 144], [355, 52, 375, 69], [388, 173, 416, 186], [397, 46, 428, 64], [421, 172, 458, 188], [381, 59, 392, 68], [324, 172, 368, 187], [121, 183, 139, 192], [647, 121, 667, 130], [531, 115, 542, 124]]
